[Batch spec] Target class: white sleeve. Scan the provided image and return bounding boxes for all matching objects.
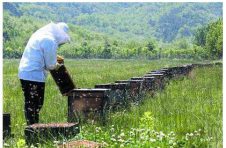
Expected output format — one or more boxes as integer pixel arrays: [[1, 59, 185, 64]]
[[41, 39, 58, 70]]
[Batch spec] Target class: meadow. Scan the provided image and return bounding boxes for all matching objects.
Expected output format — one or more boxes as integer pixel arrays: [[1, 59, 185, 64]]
[[3, 59, 222, 147]]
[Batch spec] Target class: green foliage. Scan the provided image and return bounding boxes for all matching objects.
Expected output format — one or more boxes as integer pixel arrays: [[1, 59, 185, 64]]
[[16, 139, 26, 148], [206, 19, 223, 59], [194, 19, 223, 59], [101, 40, 112, 59], [3, 2, 223, 60], [139, 112, 154, 130], [146, 41, 155, 52]]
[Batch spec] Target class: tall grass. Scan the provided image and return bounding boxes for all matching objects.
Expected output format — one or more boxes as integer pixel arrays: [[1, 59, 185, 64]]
[[3, 59, 222, 147], [79, 66, 222, 147]]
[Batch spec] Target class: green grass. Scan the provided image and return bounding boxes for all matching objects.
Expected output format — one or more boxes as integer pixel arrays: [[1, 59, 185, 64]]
[[3, 59, 222, 147]]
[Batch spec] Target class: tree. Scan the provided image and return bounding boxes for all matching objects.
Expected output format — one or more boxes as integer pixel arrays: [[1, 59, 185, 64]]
[[146, 41, 155, 52], [101, 40, 112, 59], [194, 19, 223, 59], [206, 19, 223, 58]]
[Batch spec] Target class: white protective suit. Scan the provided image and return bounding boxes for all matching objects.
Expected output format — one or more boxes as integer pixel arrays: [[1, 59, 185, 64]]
[[18, 22, 70, 82]]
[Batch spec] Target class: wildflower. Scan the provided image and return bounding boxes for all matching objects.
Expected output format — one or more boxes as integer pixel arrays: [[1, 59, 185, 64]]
[[156, 134, 164, 141], [170, 131, 174, 135], [102, 142, 108, 147], [151, 130, 155, 134], [111, 138, 116, 142], [140, 135, 145, 140], [159, 131, 164, 135], [30, 145, 37, 148], [189, 133, 194, 137], [149, 138, 156, 142], [129, 131, 135, 136], [53, 141, 60, 144], [120, 132, 125, 137], [206, 137, 213, 141], [3, 143, 10, 147], [118, 138, 124, 143], [110, 128, 114, 132], [169, 140, 174, 145], [95, 127, 101, 133], [173, 142, 177, 146]]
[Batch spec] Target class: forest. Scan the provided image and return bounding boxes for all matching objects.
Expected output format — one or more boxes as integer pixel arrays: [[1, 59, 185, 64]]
[[3, 2, 223, 59]]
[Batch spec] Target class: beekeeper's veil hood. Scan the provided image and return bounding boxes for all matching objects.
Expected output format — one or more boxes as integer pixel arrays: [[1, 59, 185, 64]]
[[35, 22, 70, 45]]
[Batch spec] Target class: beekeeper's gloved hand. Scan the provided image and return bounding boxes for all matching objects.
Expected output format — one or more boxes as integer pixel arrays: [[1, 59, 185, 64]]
[[57, 55, 64, 64]]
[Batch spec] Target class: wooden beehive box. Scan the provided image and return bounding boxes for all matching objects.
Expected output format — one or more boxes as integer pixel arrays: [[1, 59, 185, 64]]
[[25, 123, 79, 145], [144, 73, 165, 90], [3, 113, 11, 139], [141, 76, 156, 91], [58, 140, 102, 148], [115, 80, 143, 102], [67, 89, 110, 122], [95, 83, 128, 108]]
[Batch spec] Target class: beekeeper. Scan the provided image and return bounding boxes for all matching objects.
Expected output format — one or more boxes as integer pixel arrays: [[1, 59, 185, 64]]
[[18, 22, 70, 125]]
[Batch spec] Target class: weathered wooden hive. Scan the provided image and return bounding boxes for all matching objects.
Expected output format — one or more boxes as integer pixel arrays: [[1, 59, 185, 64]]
[[24, 123, 79, 145], [95, 83, 128, 109], [58, 140, 102, 148], [67, 89, 110, 122], [115, 80, 143, 102], [3, 113, 11, 139], [130, 77, 145, 90], [144, 73, 165, 90]]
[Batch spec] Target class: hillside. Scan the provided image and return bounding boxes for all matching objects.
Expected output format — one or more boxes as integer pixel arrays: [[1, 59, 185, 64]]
[[3, 2, 223, 59], [4, 2, 222, 42]]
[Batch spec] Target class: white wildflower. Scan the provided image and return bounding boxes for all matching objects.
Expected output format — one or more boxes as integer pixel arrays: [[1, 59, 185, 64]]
[[120, 132, 125, 137], [169, 140, 174, 145], [149, 138, 156, 142], [110, 128, 114, 132], [118, 138, 124, 143], [111, 138, 116, 142], [53, 141, 60, 144], [3, 143, 10, 147], [129, 131, 135, 136]]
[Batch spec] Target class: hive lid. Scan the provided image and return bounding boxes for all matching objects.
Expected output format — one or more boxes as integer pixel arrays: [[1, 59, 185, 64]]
[[70, 88, 111, 92], [144, 73, 164, 76], [27, 122, 79, 129]]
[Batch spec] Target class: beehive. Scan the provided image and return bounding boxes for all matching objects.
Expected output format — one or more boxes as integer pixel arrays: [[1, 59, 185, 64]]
[[67, 89, 110, 122], [3, 113, 11, 139], [95, 83, 128, 109], [115, 80, 143, 103], [25, 123, 79, 145]]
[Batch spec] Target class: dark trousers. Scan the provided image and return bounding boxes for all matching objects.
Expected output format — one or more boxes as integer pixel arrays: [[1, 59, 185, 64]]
[[20, 79, 45, 125]]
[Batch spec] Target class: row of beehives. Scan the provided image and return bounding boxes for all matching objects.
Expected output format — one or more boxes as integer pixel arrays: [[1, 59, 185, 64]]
[[67, 62, 222, 123]]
